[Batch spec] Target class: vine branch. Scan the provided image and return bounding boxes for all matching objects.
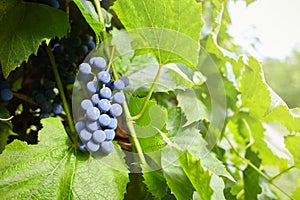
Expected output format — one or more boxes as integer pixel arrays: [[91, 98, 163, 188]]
[[130, 64, 164, 121], [46, 45, 77, 144]]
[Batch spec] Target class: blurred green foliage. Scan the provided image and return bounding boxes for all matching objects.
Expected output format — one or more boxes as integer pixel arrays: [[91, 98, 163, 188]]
[[263, 49, 300, 108]]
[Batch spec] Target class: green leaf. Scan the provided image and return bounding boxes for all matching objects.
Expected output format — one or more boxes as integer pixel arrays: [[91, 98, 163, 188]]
[[243, 148, 262, 200], [112, 0, 203, 67], [129, 97, 167, 138], [0, 0, 69, 78], [244, 114, 289, 169], [72, 0, 104, 43], [239, 57, 270, 118], [161, 147, 194, 200], [174, 148, 213, 200], [127, 54, 188, 93], [285, 135, 300, 168], [0, 118, 129, 199], [143, 165, 168, 199], [165, 63, 195, 87], [176, 89, 208, 126], [264, 106, 300, 132], [292, 181, 300, 200]]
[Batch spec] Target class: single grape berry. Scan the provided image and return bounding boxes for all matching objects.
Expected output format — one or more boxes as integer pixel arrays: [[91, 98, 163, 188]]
[[75, 121, 85, 133], [113, 92, 125, 104], [91, 94, 101, 105], [99, 87, 112, 99], [79, 63, 91, 75], [98, 99, 111, 112], [34, 93, 46, 104], [79, 129, 92, 142], [85, 107, 100, 121], [97, 71, 111, 84], [113, 79, 125, 91], [81, 99, 93, 111], [91, 57, 107, 71], [101, 141, 114, 154], [86, 120, 100, 132], [107, 117, 117, 129], [40, 113, 50, 119], [78, 141, 87, 151], [87, 81, 99, 94], [0, 88, 13, 101], [120, 76, 129, 87], [110, 103, 123, 117], [92, 130, 106, 143], [99, 114, 110, 127], [86, 140, 100, 152], [52, 104, 63, 115], [104, 129, 115, 141]]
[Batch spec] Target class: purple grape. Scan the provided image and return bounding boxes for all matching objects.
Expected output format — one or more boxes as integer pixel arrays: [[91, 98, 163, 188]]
[[86, 140, 100, 152], [97, 71, 111, 84], [107, 117, 117, 129], [52, 104, 63, 114], [113, 80, 125, 91], [81, 99, 93, 111], [104, 129, 115, 141], [86, 120, 100, 132], [113, 92, 125, 104], [91, 94, 100, 105], [79, 129, 92, 142], [75, 121, 85, 133], [101, 141, 114, 154], [110, 103, 123, 117], [85, 107, 100, 121], [99, 114, 110, 127], [98, 99, 111, 112], [91, 57, 107, 71], [79, 63, 91, 75], [120, 76, 129, 87], [86, 81, 99, 94], [92, 130, 106, 143], [99, 87, 112, 99]]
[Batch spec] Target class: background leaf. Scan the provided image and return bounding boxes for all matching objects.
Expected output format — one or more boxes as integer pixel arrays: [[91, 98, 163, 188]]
[[0, 0, 69, 78]]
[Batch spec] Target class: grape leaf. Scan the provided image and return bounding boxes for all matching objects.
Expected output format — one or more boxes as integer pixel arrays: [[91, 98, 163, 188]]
[[143, 165, 168, 199], [73, 0, 105, 43], [243, 148, 262, 200], [161, 147, 194, 200], [126, 54, 188, 93], [239, 57, 270, 118], [0, 118, 129, 199], [0, 0, 69, 78], [292, 181, 300, 200], [173, 148, 213, 200], [244, 114, 289, 169], [285, 135, 300, 168], [176, 89, 208, 126], [165, 63, 195, 87], [210, 174, 226, 200], [112, 0, 203, 67], [264, 105, 300, 132]]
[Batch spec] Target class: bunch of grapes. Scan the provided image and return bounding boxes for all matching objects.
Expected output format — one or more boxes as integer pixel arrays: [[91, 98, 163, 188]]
[[75, 56, 129, 155], [0, 81, 13, 102], [32, 80, 63, 118]]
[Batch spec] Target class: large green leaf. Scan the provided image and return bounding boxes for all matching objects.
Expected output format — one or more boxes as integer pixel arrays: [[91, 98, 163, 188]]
[[0, 0, 69, 78], [239, 57, 270, 118], [111, 0, 203, 67], [0, 118, 129, 199]]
